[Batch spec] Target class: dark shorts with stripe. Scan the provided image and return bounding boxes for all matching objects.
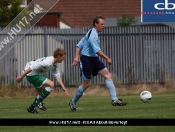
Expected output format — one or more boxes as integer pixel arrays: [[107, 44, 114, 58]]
[[79, 55, 106, 80]]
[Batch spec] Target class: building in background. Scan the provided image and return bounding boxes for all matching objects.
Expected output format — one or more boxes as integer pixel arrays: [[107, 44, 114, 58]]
[[26, 0, 141, 28]]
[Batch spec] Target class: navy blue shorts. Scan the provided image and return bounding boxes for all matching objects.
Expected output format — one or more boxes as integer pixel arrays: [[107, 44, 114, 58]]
[[79, 55, 106, 80]]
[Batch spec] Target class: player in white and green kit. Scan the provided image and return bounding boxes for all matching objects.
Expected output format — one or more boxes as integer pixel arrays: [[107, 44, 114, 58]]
[[16, 48, 68, 113]]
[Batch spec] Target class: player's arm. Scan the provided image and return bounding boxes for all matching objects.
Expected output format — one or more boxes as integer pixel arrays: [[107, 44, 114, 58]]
[[97, 51, 112, 65], [57, 77, 68, 95], [16, 58, 50, 83], [89, 33, 112, 65], [72, 38, 84, 66], [52, 64, 68, 95], [16, 67, 32, 83], [72, 47, 81, 66]]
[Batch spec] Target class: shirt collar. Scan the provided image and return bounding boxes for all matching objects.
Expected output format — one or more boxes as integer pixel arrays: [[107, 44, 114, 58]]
[[92, 28, 98, 34]]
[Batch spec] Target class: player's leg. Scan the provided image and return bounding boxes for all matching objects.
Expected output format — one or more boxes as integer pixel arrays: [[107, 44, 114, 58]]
[[98, 68, 117, 100], [69, 56, 92, 111], [98, 68, 127, 106], [69, 80, 90, 111], [26, 75, 54, 113], [35, 79, 54, 111], [72, 80, 90, 104]]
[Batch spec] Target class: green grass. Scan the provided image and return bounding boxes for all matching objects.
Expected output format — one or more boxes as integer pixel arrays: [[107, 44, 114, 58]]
[[0, 92, 175, 132]]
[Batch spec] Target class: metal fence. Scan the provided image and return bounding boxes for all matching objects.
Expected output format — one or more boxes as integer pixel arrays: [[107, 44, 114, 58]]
[[0, 25, 175, 86]]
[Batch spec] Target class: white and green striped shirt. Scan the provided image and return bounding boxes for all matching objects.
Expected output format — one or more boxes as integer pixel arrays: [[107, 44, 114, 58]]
[[24, 56, 60, 79]]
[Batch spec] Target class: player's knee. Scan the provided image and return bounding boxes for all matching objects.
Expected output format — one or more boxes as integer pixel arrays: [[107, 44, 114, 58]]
[[49, 82, 54, 88], [86, 83, 90, 88], [84, 84, 90, 89], [106, 72, 112, 79], [83, 81, 90, 88]]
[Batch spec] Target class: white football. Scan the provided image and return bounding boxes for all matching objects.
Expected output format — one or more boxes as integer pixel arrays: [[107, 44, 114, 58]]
[[140, 91, 152, 103]]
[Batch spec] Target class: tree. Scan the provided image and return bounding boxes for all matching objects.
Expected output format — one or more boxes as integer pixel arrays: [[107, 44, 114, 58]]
[[0, 0, 23, 27], [117, 14, 137, 27]]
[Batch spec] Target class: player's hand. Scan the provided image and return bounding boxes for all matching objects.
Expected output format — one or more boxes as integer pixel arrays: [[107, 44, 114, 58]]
[[72, 58, 79, 66], [63, 88, 68, 95], [107, 58, 112, 65], [16, 76, 23, 83]]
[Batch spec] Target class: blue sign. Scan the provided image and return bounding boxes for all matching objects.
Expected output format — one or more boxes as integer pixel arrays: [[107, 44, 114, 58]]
[[142, 0, 175, 22]]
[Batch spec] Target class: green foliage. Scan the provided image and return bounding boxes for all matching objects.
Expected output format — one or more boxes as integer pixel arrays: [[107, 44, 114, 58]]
[[117, 14, 137, 27], [0, 0, 23, 27]]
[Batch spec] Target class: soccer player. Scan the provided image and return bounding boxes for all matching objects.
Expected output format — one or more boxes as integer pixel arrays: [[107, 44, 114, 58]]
[[16, 48, 68, 113], [69, 16, 127, 111]]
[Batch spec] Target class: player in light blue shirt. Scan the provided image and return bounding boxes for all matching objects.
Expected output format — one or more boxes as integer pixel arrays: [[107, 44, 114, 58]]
[[77, 28, 101, 57], [69, 16, 127, 111]]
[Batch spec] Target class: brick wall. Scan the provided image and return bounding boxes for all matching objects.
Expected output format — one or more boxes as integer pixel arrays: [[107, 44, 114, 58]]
[[31, 13, 61, 28], [27, 0, 61, 28], [27, 0, 141, 27]]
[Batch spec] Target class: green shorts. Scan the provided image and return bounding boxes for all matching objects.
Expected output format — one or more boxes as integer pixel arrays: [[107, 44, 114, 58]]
[[26, 75, 47, 89]]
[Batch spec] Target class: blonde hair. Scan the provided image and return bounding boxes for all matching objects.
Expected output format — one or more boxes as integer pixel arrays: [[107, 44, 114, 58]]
[[53, 48, 66, 57]]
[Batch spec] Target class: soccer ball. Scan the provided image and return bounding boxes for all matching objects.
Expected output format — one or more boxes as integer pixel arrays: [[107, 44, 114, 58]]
[[140, 91, 152, 103]]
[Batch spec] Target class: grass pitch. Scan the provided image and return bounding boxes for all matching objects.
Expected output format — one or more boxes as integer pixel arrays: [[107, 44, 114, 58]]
[[0, 92, 175, 132]]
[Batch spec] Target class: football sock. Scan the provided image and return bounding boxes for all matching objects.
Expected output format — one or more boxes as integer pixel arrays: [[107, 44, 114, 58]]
[[72, 85, 86, 105], [28, 88, 53, 110], [28, 95, 39, 110], [37, 87, 53, 103], [105, 79, 118, 101]]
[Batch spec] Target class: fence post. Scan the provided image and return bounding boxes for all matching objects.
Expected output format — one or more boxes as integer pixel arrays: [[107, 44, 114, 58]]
[[43, 26, 48, 78], [138, 25, 142, 82], [43, 26, 48, 57]]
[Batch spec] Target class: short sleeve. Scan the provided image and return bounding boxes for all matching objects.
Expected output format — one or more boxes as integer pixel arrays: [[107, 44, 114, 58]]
[[76, 37, 85, 50], [88, 32, 101, 53]]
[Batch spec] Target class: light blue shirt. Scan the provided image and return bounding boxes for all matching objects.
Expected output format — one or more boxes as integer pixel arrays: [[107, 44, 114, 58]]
[[77, 28, 101, 57]]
